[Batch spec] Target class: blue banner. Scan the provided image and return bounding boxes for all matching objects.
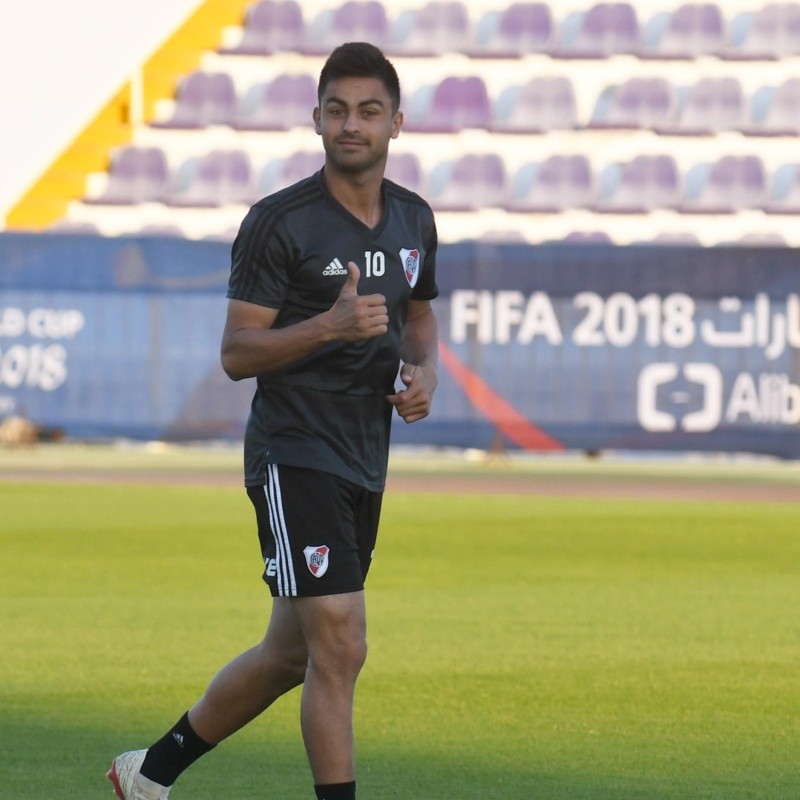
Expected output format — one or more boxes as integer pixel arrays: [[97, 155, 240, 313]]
[[1, 233, 799, 457]]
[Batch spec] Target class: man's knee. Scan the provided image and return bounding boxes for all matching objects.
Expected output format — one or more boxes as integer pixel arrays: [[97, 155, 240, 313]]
[[300, 594, 368, 681]]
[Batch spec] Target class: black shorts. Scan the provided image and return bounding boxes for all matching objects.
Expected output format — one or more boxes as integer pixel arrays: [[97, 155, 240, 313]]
[[247, 464, 383, 598]]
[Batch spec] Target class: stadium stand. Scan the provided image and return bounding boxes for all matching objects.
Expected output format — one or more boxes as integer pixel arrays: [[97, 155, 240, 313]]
[[17, 0, 800, 246], [404, 76, 493, 132], [594, 154, 681, 212], [722, 4, 800, 60], [219, 0, 306, 55], [505, 155, 594, 212], [468, 3, 555, 58], [386, 2, 471, 56], [588, 77, 678, 129], [232, 73, 317, 131], [84, 146, 170, 205], [491, 76, 577, 132], [151, 71, 238, 129], [638, 3, 726, 59]]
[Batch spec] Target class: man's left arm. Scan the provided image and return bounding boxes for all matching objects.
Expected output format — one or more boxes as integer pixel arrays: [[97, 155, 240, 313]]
[[386, 299, 439, 424]]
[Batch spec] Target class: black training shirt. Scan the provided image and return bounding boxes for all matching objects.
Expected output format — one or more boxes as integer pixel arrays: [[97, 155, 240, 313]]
[[227, 169, 438, 491]]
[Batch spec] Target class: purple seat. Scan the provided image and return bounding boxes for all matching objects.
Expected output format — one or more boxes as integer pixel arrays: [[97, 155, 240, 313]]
[[303, 1, 390, 54], [386, 2, 470, 56], [557, 231, 614, 244], [152, 71, 237, 129], [86, 146, 169, 205], [469, 3, 554, 57], [643, 232, 702, 245], [594, 155, 681, 212], [747, 78, 800, 136], [405, 76, 491, 132], [732, 232, 787, 246], [680, 155, 767, 213], [220, 0, 305, 55], [765, 163, 800, 213], [640, 3, 725, 58], [555, 3, 640, 58], [491, 76, 576, 133], [505, 156, 594, 212], [233, 74, 316, 131], [384, 153, 425, 194], [429, 154, 506, 211], [658, 77, 746, 134], [166, 150, 253, 207], [723, 4, 800, 59], [255, 151, 325, 199], [589, 78, 678, 129]]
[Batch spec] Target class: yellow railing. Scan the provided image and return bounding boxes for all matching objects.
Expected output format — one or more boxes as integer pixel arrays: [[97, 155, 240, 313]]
[[6, 0, 253, 230]]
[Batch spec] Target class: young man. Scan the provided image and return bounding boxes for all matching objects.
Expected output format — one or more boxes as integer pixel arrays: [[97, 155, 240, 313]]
[[107, 42, 438, 800]]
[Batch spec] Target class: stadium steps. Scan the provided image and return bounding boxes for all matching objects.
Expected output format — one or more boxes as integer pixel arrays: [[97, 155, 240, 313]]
[[5, 0, 253, 231]]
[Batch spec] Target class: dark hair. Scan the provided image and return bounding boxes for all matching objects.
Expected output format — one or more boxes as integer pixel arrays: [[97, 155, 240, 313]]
[[318, 42, 401, 112]]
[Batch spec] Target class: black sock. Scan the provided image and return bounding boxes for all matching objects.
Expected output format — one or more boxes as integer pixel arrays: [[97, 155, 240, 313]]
[[139, 712, 215, 786], [314, 781, 356, 800]]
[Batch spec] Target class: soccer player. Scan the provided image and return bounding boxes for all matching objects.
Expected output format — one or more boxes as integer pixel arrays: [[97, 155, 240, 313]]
[[108, 42, 439, 800]]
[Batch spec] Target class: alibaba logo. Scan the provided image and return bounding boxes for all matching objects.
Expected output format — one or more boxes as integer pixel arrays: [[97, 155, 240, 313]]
[[637, 363, 723, 433]]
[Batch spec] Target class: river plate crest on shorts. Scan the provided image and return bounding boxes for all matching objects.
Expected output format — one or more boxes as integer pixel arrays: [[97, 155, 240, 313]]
[[400, 248, 420, 288], [303, 545, 330, 577]]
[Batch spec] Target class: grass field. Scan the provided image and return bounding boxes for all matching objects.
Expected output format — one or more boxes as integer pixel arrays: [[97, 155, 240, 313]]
[[1, 457, 799, 799]]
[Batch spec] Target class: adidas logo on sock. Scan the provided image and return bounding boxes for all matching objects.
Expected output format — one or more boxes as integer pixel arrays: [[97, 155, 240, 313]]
[[172, 732, 185, 748], [322, 258, 347, 276]]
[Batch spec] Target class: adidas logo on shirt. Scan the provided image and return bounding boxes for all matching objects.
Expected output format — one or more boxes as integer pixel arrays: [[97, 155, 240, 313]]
[[322, 258, 347, 276]]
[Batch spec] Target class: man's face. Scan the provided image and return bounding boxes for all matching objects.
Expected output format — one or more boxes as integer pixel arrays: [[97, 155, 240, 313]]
[[314, 76, 402, 176]]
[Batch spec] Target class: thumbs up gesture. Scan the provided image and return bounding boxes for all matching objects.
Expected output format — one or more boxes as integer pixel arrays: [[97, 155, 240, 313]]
[[328, 262, 389, 341]]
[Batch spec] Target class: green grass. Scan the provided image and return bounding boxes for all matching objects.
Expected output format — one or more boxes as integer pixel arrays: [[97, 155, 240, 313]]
[[1, 481, 799, 799]]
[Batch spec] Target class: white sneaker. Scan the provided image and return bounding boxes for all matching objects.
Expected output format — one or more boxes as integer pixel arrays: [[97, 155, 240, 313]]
[[107, 750, 171, 800]]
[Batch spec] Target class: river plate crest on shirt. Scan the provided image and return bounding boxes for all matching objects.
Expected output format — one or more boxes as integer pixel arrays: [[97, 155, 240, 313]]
[[400, 248, 420, 288]]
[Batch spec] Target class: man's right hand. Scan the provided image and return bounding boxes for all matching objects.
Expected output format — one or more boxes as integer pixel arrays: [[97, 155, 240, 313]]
[[328, 262, 389, 341]]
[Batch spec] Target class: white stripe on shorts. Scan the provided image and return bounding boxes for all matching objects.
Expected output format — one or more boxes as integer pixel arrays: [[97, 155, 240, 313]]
[[265, 464, 297, 597]]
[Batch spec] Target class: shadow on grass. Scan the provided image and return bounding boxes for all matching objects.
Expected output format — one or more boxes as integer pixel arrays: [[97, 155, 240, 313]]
[[2, 714, 796, 800]]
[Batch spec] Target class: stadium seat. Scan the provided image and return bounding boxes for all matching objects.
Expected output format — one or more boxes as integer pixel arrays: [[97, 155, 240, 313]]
[[554, 3, 640, 58], [428, 154, 507, 211], [386, 2, 470, 57], [589, 78, 678, 129], [764, 163, 800, 213], [404, 76, 492, 132], [723, 4, 800, 60], [384, 152, 426, 195], [469, 3, 554, 57], [641, 232, 702, 245], [302, 1, 390, 55], [85, 146, 169, 205], [219, 0, 305, 55], [504, 155, 594, 212], [594, 155, 681, 212], [731, 232, 788, 246], [491, 76, 577, 133], [254, 151, 325, 200], [680, 155, 768, 213], [747, 78, 800, 136], [151, 71, 237, 129], [658, 77, 746, 134], [166, 150, 253, 207], [233, 74, 316, 131], [638, 3, 725, 59], [556, 231, 614, 244]]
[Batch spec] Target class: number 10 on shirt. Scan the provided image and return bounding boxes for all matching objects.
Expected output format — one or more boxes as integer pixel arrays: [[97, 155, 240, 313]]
[[364, 250, 385, 278]]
